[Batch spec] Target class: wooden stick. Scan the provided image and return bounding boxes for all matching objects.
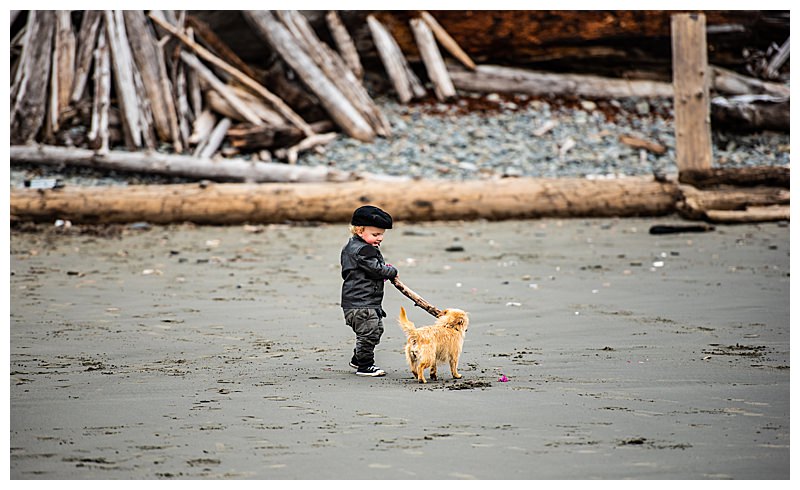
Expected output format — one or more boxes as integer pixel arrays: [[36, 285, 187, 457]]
[[420, 11, 476, 70], [148, 12, 314, 137], [390, 278, 443, 318]]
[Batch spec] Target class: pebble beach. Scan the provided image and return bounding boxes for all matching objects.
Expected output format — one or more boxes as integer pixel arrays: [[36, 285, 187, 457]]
[[9, 93, 790, 188]]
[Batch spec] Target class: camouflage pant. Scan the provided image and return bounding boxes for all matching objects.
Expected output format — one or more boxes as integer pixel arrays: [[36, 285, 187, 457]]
[[344, 308, 384, 369]]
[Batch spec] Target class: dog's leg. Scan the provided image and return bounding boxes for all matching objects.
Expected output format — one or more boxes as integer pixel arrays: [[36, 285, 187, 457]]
[[416, 362, 428, 383], [430, 363, 438, 381], [450, 356, 462, 379]]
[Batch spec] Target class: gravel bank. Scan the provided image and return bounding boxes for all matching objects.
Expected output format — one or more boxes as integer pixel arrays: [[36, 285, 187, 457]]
[[9, 93, 790, 187]]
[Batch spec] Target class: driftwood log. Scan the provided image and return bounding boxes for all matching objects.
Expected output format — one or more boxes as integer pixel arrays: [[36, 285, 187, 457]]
[[410, 17, 456, 101], [9, 176, 680, 225], [11, 11, 55, 145], [710, 95, 789, 132], [703, 206, 790, 224], [390, 278, 443, 318], [677, 184, 789, 221], [10, 144, 356, 183], [679, 166, 790, 188], [448, 63, 674, 98]]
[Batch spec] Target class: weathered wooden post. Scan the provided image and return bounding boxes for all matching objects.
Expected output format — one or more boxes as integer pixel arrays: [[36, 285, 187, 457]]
[[671, 13, 713, 179]]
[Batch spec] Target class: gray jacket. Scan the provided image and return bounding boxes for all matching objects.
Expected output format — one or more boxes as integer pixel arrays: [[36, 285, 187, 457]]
[[340, 236, 398, 310]]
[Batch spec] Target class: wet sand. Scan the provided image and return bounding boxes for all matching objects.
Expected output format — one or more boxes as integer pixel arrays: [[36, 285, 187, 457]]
[[8, 218, 789, 479]]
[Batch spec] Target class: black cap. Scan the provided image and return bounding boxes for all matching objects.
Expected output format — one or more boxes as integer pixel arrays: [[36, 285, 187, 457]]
[[351, 205, 393, 229]]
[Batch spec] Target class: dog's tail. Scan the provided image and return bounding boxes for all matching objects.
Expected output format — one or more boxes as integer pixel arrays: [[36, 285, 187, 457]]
[[398, 307, 417, 339]]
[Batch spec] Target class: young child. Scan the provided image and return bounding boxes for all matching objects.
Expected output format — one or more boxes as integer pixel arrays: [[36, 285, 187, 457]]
[[340, 205, 398, 377]]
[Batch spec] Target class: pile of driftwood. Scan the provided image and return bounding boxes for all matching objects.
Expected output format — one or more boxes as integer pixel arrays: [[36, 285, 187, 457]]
[[8, 10, 481, 182], [8, 10, 791, 225]]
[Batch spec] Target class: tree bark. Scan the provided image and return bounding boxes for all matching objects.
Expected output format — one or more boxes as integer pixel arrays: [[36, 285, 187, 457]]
[[9, 176, 680, 225], [10, 144, 356, 184], [390, 278, 443, 318], [243, 10, 375, 141]]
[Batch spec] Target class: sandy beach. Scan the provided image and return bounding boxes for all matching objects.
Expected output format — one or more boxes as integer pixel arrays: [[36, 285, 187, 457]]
[[9, 217, 789, 479]]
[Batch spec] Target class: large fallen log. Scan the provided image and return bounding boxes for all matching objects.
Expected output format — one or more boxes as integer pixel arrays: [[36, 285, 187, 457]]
[[10, 144, 356, 184], [9, 176, 680, 225]]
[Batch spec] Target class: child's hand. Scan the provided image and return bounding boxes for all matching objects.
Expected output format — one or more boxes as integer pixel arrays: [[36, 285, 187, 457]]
[[385, 264, 395, 281]]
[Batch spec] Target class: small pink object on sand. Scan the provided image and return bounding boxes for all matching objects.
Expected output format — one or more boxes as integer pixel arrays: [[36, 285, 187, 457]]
[[498, 375, 509, 382]]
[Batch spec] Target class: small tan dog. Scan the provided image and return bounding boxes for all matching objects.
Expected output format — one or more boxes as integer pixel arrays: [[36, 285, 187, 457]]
[[398, 306, 469, 383]]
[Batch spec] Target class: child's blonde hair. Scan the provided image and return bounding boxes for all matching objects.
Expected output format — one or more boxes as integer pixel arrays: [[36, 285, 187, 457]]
[[349, 225, 365, 236]]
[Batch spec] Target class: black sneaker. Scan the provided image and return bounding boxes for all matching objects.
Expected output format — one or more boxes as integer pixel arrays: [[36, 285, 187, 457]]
[[349, 361, 358, 369], [356, 365, 386, 377]]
